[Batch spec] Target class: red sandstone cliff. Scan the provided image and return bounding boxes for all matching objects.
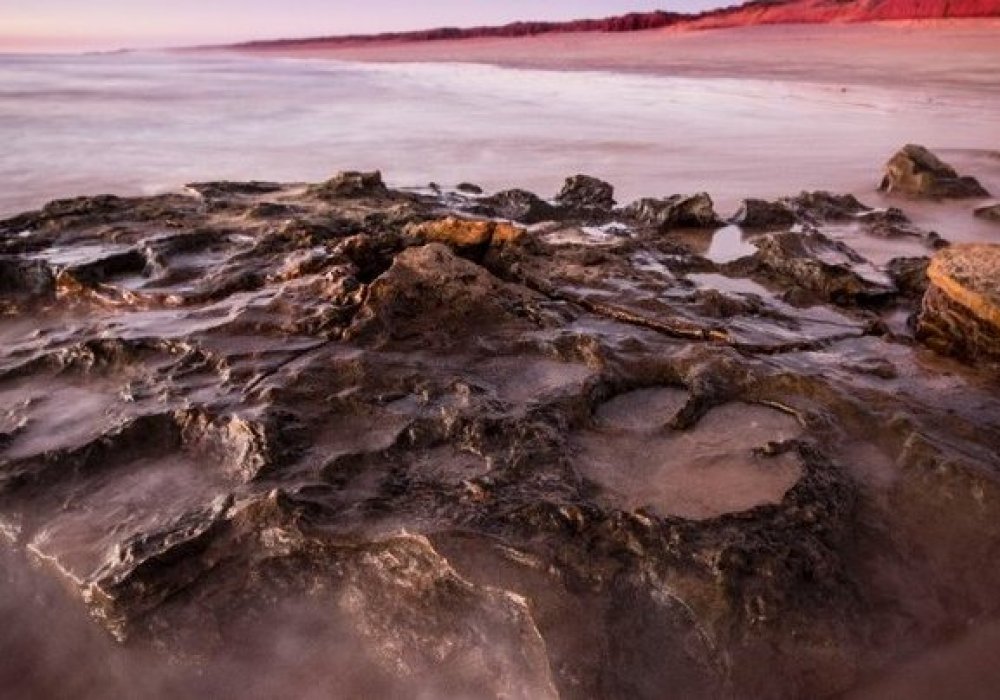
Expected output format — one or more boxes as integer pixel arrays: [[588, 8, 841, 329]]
[[227, 1, 1000, 50], [687, 0, 1000, 29]]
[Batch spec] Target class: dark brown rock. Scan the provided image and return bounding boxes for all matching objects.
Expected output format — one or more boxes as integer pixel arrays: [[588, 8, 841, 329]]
[[346, 242, 539, 347], [309, 170, 388, 199], [478, 188, 560, 223], [885, 256, 930, 298], [0, 258, 55, 298], [622, 192, 721, 230], [730, 198, 797, 229], [555, 174, 616, 212]]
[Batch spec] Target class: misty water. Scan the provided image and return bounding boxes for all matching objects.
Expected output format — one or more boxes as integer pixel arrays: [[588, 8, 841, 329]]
[[2, 51, 999, 236]]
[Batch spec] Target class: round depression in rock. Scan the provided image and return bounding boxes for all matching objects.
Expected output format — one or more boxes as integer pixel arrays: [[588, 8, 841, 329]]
[[574, 388, 803, 520]]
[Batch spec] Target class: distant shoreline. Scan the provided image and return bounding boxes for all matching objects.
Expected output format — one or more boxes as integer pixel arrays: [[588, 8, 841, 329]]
[[218, 21, 1000, 95], [206, 0, 1000, 53]]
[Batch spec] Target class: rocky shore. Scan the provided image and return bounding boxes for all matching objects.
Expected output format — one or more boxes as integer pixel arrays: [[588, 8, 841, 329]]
[[2, 157, 1000, 698]]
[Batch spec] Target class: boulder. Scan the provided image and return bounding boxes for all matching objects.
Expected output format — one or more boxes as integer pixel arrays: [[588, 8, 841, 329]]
[[974, 204, 1000, 223], [622, 193, 721, 230], [405, 216, 523, 250], [347, 243, 537, 346], [730, 198, 797, 229], [555, 174, 616, 212], [310, 171, 388, 199], [456, 182, 484, 195], [879, 145, 990, 199], [917, 244, 1000, 360]]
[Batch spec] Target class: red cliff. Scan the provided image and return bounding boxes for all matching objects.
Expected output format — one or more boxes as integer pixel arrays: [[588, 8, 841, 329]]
[[227, 1, 1000, 50]]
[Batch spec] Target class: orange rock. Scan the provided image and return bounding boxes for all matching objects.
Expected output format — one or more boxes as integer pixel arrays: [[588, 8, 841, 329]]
[[927, 244, 1000, 329], [405, 216, 523, 248], [918, 244, 1000, 361]]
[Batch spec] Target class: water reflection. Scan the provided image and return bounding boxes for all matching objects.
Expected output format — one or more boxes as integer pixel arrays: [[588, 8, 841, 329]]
[[705, 225, 759, 263]]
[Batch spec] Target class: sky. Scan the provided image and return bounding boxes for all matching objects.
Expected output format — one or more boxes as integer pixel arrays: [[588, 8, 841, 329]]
[[0, 1, 730, 52]]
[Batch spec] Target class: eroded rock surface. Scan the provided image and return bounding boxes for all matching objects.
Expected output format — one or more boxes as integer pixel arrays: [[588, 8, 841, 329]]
[[918, 244, 1000, 360], [2, 173, 1000, 700]]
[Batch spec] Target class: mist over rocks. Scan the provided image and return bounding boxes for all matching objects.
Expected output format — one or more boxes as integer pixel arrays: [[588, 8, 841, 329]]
[[1, 171, 1000, 699]]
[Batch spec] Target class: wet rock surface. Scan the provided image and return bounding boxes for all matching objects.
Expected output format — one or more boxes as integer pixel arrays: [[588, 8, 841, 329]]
[[476, 188, 562, 224], [729, 198, 797, 229], [746, 230, 896, 305], [879, 144, 991, 199], [2, 173, 1000, 699], [622, 192, 722, 229]]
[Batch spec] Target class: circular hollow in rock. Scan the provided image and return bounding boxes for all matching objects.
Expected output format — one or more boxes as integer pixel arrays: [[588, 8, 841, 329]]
[[576, 389, 803, 520]]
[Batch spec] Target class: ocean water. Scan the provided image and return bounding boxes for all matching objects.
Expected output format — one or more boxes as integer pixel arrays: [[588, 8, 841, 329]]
[[2, 51, 999, 231]]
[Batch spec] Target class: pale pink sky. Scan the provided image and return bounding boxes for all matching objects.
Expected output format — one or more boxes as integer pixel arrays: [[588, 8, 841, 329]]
[[0, 1, 728, 52]]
